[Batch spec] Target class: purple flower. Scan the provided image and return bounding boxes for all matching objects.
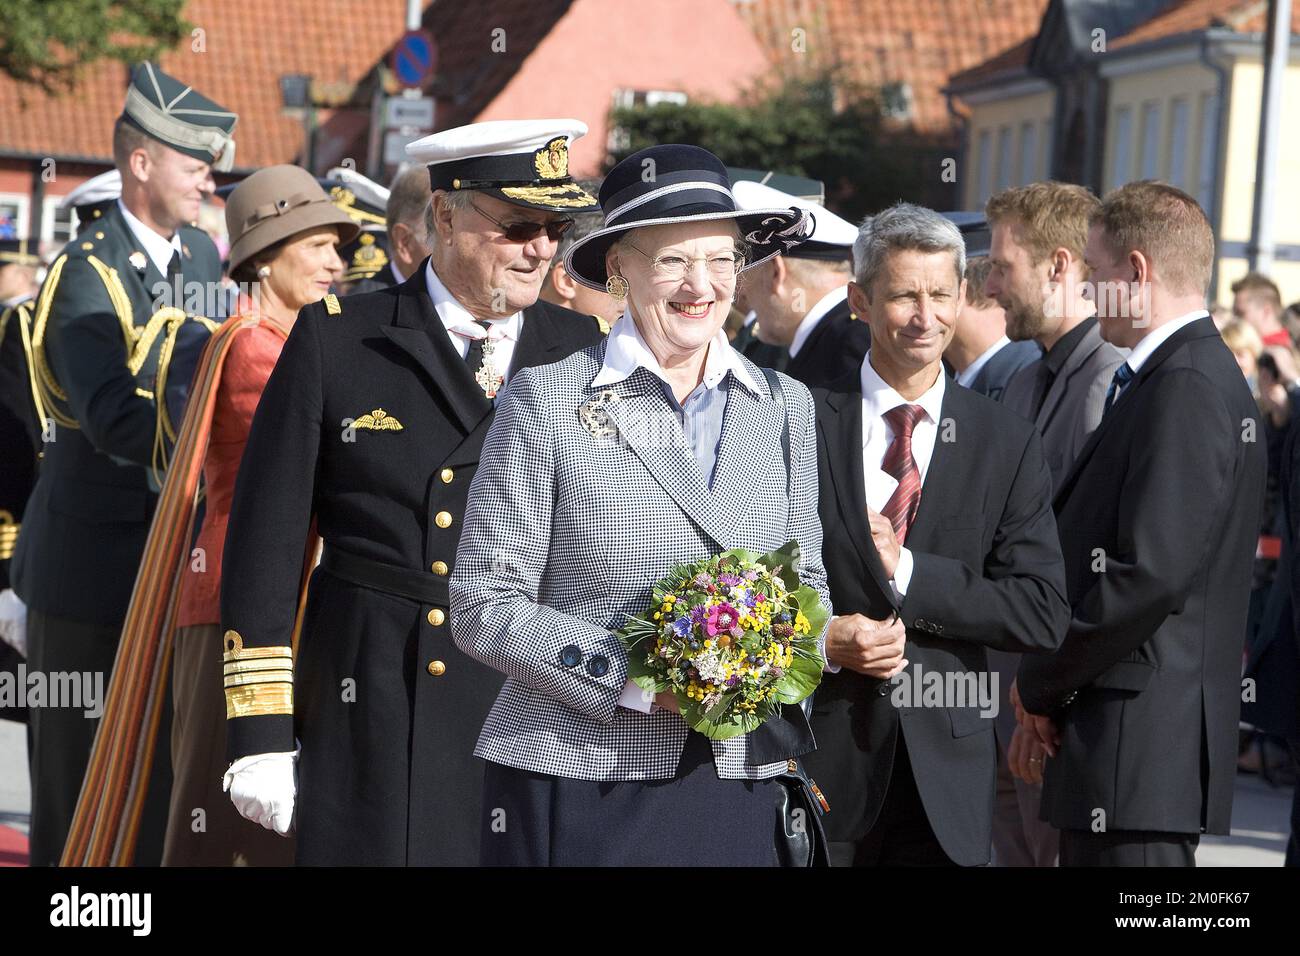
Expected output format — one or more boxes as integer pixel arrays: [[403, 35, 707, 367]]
[[672, 616, 693, 639], [693, 573, 713, 589], [743, 569, 760, 581], [718, 573, 742, 588]]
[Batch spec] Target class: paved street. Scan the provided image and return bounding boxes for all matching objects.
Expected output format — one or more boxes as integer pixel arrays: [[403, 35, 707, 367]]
[[0, 717, 1291, 866]]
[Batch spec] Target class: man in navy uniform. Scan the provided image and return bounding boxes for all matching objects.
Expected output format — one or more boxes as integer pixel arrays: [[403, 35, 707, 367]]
[[732, 179, 868, 389], [220, 119, 608, 865], [12, 62, 235, 866]]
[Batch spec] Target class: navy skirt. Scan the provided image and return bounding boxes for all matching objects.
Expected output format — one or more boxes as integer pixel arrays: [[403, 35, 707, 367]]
[[481, 731, 781, 866]]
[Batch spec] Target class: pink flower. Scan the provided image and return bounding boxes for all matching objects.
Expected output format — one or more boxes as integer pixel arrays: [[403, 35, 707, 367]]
[[705, 603, 742, 638]]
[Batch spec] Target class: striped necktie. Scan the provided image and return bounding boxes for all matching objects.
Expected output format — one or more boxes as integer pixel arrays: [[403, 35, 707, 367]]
[[880, 403, 926, 545], [1102, 361, 1135, 419]]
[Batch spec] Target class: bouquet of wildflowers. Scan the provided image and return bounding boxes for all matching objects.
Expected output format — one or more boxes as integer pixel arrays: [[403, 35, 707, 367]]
[[618, 541, 827, 740]]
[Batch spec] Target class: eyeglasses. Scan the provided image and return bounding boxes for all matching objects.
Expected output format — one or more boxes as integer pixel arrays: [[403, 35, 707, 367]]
[[468, 199, 574, 243], [623, 240, 745, 282]]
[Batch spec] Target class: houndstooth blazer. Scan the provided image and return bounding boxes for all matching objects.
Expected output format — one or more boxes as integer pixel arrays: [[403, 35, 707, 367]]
[[450, 340, 830, 781]]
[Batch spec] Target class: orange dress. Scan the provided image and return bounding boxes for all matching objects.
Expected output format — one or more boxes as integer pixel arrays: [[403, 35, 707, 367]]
[[175, 319, 286, 627]]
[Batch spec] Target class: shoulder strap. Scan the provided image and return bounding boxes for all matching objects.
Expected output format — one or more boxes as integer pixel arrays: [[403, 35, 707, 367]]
[[761, 366, 792, 497]]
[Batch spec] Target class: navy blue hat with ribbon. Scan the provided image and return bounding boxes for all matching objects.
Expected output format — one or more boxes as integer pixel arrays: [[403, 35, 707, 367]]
[[563, 144, 812, 291]]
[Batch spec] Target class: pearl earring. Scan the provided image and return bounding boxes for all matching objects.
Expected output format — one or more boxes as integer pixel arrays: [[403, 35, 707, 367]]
[[257, 265, 271, 279]]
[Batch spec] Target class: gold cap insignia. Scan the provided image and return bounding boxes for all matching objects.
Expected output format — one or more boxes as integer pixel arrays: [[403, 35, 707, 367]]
[[534, 137, 569, 180], [353, 408, 403, 431]]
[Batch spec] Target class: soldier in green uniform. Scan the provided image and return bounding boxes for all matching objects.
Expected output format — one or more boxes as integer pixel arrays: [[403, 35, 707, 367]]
[[11, 62, 236, 866]]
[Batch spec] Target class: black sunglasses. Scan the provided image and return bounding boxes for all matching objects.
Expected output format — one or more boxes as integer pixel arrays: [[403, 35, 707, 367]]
[[468, 199, 574, 243]]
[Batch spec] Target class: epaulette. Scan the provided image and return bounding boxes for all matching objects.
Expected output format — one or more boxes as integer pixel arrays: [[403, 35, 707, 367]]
[[324, 293, 341, 315], [594, 314, 610, 335]]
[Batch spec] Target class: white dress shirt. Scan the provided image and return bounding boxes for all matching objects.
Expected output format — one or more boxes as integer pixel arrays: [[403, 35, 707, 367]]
[[425, 259, 522, 381], [1123, 309, 1210, 375], [955, 335, 1010, 388], [860, 352, 946, 598], [595, 310, 760, 712], [787, 285, 849, 359], [117, 198, 183, 275]]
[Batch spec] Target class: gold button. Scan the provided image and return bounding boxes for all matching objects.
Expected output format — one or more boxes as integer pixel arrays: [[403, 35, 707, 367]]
[[440, 468, 454, 484], [431, 560, 449, 576], [435, 511, 453, 529], [426, 660, 446, 677], [427, 608, 445, 626], [95, 231, 105, 239]]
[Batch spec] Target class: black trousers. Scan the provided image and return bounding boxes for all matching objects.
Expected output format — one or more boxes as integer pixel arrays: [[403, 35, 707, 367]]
[[1059, 828, 1199, 866], [25, 610, 171, 866], [829, 732, 957, 867], [481, 731, 781, 866]]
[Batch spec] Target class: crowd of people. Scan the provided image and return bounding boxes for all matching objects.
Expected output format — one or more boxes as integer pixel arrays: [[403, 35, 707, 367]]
[[0, 61, 1292, 868]]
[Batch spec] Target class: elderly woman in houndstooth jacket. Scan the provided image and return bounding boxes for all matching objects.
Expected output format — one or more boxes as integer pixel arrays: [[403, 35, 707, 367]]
[[450, 145, 832, 866]]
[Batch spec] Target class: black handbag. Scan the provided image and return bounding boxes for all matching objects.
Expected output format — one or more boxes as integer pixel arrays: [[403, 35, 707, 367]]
[[760, 367, 831, 867]]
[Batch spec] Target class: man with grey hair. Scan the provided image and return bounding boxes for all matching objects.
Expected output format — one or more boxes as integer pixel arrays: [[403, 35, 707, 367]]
[[804, 202, 1069, 866]]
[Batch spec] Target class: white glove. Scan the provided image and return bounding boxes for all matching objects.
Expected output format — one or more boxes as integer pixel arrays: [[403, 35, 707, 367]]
[[222, 747, 299, 835], [0, 589, 27, 657]]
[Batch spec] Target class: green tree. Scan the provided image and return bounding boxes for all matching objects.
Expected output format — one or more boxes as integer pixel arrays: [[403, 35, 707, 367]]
[[0, 0, 189, 92], [610, 71, 948, 220]]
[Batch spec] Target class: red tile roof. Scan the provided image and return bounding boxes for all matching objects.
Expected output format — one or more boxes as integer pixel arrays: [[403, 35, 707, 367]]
[[1114, 0, 1300, 48], [423, 0, 576, 131], [733, 0, 1049, 140], [0, 0, 420, 167]]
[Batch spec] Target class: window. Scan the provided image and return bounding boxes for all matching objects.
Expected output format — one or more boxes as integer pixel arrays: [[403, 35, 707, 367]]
[[42, 197, 77, 247], [996, 126, 1013, 191], [1019, 121, 1038, 184], [1110, 106, 1132, 189], [881, 82, 913, 120], [1168, 98, 1189, 190], [0, 193, 29, 240], [1197, 92, 1220, 211], [612, 89, 687, 110], [976, 129, 993, 205], [1140, 102, 1161, 179]]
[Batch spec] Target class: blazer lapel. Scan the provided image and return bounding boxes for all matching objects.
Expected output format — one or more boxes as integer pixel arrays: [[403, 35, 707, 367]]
[[819, 384, 896, 608], [378, 263, 492, 435], [1037, 324, 1098, 431], [509, 301, 576, 375], [604, 367, 729, 549], [1055, 316, 1214, 505], [904, 379, 961, 551]]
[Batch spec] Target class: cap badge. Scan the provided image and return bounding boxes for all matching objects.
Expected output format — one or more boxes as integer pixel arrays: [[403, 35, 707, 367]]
[[534, 137, 569, 181]]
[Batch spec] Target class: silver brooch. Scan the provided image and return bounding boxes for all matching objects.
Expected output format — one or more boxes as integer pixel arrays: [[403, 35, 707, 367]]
[[578, 389, 621, 440]]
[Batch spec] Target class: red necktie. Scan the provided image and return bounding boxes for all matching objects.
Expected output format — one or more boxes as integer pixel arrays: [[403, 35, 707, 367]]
[[880, 403, 926, 545]]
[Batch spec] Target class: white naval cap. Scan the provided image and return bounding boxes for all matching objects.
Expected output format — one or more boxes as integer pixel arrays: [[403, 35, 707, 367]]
[[326, 166, 391, 217], [732, 179, 857, 260], [59, 169, 122, 212], [406, 119, 597, 212]]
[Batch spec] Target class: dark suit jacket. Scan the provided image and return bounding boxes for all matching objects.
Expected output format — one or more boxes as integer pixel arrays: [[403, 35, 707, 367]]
[[805, 372, 1069, 865], [968, 339, 1039, 402], [12, 203, 220, 624], [785, 298, 871, 390], [732, 319, 789, 372], [1018, 316, 1266, 835], [222, 262, 604, 864]]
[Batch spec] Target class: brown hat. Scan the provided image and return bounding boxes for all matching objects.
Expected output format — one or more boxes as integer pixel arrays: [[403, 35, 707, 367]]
[[225, 165, 360, 276]]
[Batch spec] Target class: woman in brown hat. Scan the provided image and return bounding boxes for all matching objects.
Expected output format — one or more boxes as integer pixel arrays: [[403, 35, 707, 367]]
[[66, 165, 356, 866]]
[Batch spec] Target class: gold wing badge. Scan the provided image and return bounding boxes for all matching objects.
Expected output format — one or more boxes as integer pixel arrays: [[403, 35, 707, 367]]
[[352, 408, 404, 431]]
